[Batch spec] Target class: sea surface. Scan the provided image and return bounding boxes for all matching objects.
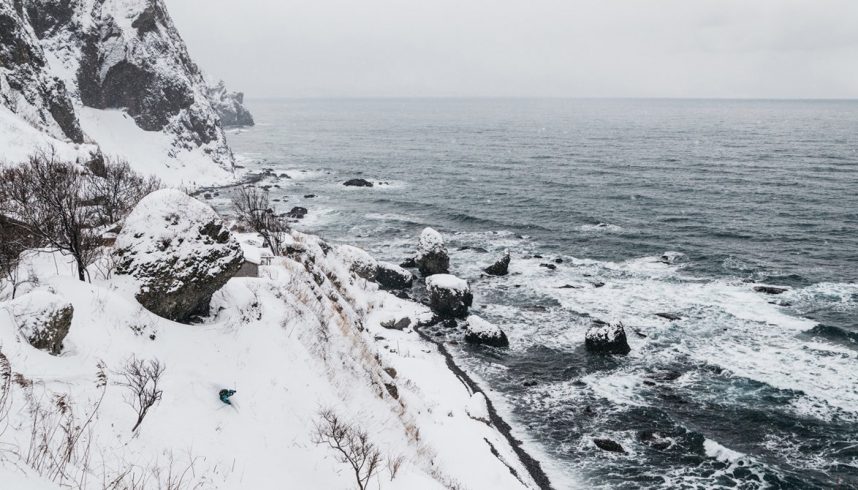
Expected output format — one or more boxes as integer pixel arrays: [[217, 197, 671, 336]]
[[224, 98, 858, 489]]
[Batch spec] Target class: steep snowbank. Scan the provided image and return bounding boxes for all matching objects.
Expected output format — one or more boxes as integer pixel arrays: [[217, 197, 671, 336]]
[[0, 228, 544, 489]]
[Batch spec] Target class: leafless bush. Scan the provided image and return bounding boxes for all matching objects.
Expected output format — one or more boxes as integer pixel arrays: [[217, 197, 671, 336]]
[[118, 357, 165, 432], [86, 157, 162, 227], [312, 408, 382, 490], [104, 451, 204, 490], [231, 185, 288, 255]]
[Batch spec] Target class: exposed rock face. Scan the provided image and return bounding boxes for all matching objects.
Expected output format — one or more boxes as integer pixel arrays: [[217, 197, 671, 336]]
[[754, 285, 788, 295], [593, 438, 626, 453], [0, 0, 83, 142], [337, 245, 379, 281], [8, 290, 74, 355], [343, 178, 373, 187], [464, 315, 509, 347], [375, 261, 413, 290], [1, 0, 235, 173], [426, 274, 472, 318], [585, 322, 631, 355], [415, 227, 449, 276], [206, 79, 254, 127], [114, 189, 244, 322], [285, 206, 307, 219], [484, 250, 510, 276]]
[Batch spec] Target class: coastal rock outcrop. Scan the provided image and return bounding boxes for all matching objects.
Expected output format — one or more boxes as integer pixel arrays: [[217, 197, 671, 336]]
[[585, 322, 631, 355], [337, 245, 379, 280], [114, 189, 244, 322], [206, 79, 254, 127], [426, 274, 472, 318], [484, 250, 510, 276], [465, 315, 509, 347], [375, 261, 413, 290], [7, 290, 74, 355], [415, 227, 449, 276], [343, 178, 373, 187]]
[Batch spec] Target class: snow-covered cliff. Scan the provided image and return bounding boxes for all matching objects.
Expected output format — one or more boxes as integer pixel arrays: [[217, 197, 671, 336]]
[[0, 0, 250, 186]]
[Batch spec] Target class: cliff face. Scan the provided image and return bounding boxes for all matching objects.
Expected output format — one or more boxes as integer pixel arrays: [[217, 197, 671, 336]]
[[0, 0, 248, 183], [207, 79, 255, 127]]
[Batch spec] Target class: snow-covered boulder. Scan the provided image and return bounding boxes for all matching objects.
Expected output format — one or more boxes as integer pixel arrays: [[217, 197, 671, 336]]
[[7, 291, 74, 355], [585, 322, 631, 355], [206, 79, 254, 127], [114, 189, 244, 322], [337, 245, 379, 280], [465, 315, 509, 347], [415, 227, 449, 276], [484, 250, 510, 276], [375, 261, 413, 290], [426, 274, 472, 318]]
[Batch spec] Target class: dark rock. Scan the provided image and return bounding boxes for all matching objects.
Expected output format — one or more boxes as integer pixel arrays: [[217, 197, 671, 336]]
[[375, 261, 414, 290], [426, 274, 473, 318], [464, 315, 509, 348], [585, 322, 631, 355], [393, 290, 411, 300], [415, 227, 449, 276], [533, 254, 543, 259], [303, 194, 316, 198], [558, 284, 582, 289], [381, 317, 411, 330], [523, 380, 538, 387], [384, 367, 397, 378], [593, 438, 626, 453], [384, 383, 399, 400], [754, 285, 789, 295], [8, 291, 74, 355], [554, 257, 563, 264], [400, 257, 417, 268], [659, 251, 687, 265], [656, 312, 682, 321], [539, 263, 556, 271], [591, 281, 605, 288], [484, 250, 510, 276], [343, 178, 374, 187], [285, 206, 308, 219], [441, 319, 458, 329], [114, 190, 244, 323]]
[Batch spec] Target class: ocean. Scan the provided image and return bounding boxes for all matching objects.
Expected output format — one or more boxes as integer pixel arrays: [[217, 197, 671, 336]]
[[223, 98, 858, 488]]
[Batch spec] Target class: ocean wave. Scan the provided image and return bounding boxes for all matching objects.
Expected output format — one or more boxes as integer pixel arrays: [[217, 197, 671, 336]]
[[579, 222, 624, 233]]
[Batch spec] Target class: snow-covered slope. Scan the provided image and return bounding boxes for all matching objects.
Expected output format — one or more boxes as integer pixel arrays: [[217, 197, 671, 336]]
[[0, 227, 545, 489], [0, 0, 243, 186]]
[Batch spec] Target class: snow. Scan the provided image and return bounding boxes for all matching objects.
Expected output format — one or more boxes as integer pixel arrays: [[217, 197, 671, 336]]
[[426, 274, 470, 291], [336, 244, 379, 278], [417, 227, 446, 257], [6, 290, 71, 341], [586, 323, 622, 343], [78, 108, 233, 187], [0, 106, 95, 165], [467, 315, 504, 338], [0, 225, 539, 489]]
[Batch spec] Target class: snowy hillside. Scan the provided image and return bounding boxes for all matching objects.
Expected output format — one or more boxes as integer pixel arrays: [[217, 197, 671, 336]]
[[0, 190, 550, 489], [0, 0, 253, 186]]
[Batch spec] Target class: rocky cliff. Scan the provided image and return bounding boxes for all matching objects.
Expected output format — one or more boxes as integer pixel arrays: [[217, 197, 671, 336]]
[[0, 0, 252, 185], [207, 79, 254, 127]]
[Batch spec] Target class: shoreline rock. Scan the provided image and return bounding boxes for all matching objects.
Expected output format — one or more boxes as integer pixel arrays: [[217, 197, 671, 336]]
[[585, 322, 631, 355], [484, 250, 511, 276], [415, 227, 450, 276], [426, 274, 473, 318], [343, 178, 373, 187], [465, 315, 509, 347]]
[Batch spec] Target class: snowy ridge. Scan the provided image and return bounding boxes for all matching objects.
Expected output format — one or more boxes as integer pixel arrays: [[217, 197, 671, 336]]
[[0, 226, 546, 489]]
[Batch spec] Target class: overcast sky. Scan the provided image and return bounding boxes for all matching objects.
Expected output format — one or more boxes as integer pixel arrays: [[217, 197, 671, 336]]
[[167, 0, 858, 99]]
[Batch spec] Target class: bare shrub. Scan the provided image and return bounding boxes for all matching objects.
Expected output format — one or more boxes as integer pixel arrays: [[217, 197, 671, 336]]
[[231, 185, 288, 255], [0, 149, 100, 281], [312, 408, 382, 490], [118, 357, 165, 432], [86, 157, 162, 227]]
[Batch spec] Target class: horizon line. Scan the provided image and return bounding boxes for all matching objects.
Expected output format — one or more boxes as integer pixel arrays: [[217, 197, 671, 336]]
[[243, 95, 858, 102]]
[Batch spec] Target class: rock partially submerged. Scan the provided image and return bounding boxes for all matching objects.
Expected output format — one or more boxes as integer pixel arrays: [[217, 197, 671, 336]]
[[593, 438, 626, 453], [465, 315, 509, 347], [585, 322, 631, 355], [7, 291, 73, 355], [484, 250, 510, 276], [114, 189, 244, 323], [415, 227, 450, 276], [285, 206, 308, 219], [343, 178, 373, 187], [754, 285, 789, 295], [426, 274, 473, 318]]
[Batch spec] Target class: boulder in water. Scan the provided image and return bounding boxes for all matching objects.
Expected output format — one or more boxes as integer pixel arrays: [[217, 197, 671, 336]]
[[285, 206, 308, 219], [415, 227, 449, 276], [464, 315, 509, 347], [426, 274, 472, 318], [343, 178, 373, 187], [114, 190, 244, 323], [593, 438, 626, 453], [754, 285, 788, 295], [7, 291, 74, 355], [484, 250, 510, 276], [585, 322, 631, 355]]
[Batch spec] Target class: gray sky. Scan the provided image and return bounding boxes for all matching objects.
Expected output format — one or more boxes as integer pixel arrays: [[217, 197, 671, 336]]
[[167, 0, 858, 98]]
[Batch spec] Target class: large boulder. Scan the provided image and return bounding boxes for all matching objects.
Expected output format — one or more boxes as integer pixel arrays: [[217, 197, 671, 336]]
[[375, 261, 413, 290], [426, 274, 472, 318], [415, 227, 449, 276], [8, 291, 73, 355], [585, 322, 631, 355], [114, 189, 244, 322], [465, 315, 509, 347], [337, 245, 379, 280], [484, 250, 510, 276]]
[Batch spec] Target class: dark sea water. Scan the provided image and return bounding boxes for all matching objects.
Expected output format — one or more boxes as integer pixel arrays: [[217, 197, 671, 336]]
[[225, 98, 858, 489]]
